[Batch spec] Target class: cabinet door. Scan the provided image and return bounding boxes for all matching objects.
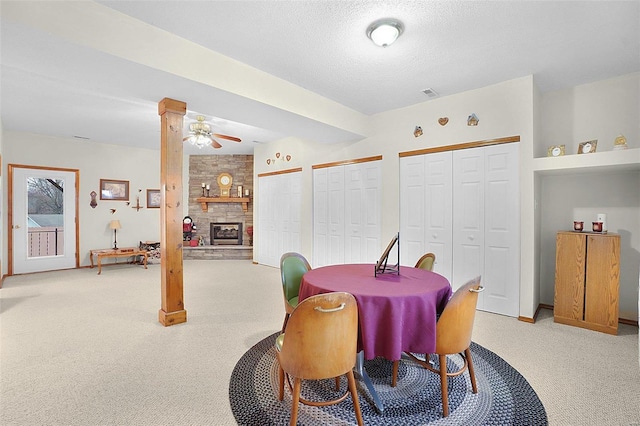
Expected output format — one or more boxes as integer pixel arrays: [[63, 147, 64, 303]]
[[554, 232, 585, 321], [585, 234, 620, 330], [453, 147, 485, 292]]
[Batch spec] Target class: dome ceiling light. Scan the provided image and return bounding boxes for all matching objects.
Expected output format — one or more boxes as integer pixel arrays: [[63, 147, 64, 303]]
[[366, 18, 404, 47]]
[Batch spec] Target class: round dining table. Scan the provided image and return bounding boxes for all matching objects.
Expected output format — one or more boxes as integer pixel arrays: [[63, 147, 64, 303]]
[[299, 263, 452, 362]]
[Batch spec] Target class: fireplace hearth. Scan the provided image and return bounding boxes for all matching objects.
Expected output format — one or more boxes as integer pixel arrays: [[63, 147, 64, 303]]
[[210, 222, 243, 245]]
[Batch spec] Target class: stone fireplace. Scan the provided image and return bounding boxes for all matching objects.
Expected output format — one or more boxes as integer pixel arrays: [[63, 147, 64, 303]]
[[210, 222, 243, 245]]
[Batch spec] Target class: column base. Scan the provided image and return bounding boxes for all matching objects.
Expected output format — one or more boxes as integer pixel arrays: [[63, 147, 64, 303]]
[[158, 309, 187, 326]]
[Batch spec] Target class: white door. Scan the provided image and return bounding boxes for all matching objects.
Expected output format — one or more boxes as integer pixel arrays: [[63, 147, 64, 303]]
[[453, 147, 485, 292], [313, 168, 329, 267], [257, 172, 302, 268], [12, 166, 77, 274], [400, 155, 425, 266], [483, 143, 520, 316], [344, 162, 381, 264], [424, 152, 453, 280], [327, 166, 345, 265]]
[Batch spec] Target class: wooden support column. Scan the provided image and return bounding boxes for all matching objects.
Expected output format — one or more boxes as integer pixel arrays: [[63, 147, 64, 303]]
[[158, 98, 187, 326]]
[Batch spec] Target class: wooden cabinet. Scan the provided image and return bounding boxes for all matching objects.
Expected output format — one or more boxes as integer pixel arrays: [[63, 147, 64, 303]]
[[554, 231, 620, 334]]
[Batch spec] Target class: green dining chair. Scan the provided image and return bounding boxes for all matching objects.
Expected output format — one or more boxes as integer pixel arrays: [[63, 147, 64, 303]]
[[280, 252, 312, 332], [415, 252, 436, 271]]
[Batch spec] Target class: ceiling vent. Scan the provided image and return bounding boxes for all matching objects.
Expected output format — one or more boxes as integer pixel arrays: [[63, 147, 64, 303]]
[[421, 88, 439, 98]]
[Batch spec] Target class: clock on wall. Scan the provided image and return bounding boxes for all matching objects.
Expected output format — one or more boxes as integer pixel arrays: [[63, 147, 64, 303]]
[[217, 173, 233, 197]]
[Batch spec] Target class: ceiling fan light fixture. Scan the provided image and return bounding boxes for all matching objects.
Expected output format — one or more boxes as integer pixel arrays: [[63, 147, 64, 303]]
[[367, 19, 404, 47], [186, 115, 213, 149]]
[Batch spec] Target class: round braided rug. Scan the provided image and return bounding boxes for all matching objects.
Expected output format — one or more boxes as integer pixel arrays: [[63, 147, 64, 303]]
[[229, 333, 547, 425]]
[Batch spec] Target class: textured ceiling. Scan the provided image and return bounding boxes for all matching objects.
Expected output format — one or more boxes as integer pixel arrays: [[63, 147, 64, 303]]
[[1, 1, 639, 155]]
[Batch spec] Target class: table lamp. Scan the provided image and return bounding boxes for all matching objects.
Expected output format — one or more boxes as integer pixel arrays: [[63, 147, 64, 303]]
[[109, 220, 121, 249]]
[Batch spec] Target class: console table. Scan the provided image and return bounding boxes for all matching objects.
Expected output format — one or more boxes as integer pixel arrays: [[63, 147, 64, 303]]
[[89, 247, 148, 275]]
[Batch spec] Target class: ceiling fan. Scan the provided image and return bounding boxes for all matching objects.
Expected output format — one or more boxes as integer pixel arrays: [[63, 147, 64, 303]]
[[183, 115, 241, 149]]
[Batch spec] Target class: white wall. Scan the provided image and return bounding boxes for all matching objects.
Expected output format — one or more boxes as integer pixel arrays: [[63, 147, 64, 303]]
[[537, 72, 640, 321], [539, 171, 640, 320], [539, 72, 640, 158], [255, 75, 537, 316], [2, 132, 163, 268]]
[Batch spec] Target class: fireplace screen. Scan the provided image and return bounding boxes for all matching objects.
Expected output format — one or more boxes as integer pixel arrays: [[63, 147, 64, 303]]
[[210, 222, 243, 245]]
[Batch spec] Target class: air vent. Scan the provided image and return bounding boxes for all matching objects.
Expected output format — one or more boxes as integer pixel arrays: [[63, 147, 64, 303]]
[[421, 88, 439, 98]]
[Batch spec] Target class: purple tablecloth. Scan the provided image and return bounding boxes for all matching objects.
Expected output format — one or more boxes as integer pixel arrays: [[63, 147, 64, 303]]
[[299, 264, 452, 361]]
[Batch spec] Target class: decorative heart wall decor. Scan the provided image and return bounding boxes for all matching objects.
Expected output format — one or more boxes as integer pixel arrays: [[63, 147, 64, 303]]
[[438, 117, 449, 126]]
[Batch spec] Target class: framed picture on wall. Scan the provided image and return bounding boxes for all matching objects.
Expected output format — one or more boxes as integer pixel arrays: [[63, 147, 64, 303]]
[[146, 189, 161, 208], [100, 179, 129, 201]]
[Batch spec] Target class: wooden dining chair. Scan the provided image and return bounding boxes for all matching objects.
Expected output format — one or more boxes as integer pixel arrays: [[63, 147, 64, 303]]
[[392, 276, 484, 417], [279, 252, 311, 332], [275, 292, 363, 426], [415, 252, 436, 271]]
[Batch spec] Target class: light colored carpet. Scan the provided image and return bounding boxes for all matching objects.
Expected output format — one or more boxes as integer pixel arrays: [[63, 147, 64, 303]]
[[1, 260, 638, 425]]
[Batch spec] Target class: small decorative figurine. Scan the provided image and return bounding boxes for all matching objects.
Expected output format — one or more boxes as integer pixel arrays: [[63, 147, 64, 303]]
[[467, 113, 479, 126], [414, 126, 423, 137], [438, 117, 449, 126], [613, 134, 628, 150]]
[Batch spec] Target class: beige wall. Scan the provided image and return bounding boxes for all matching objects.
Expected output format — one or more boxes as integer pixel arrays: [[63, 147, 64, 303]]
[[537, 72, 640, 320], [2, 132, 162, 268], [3, 72, 638, 320], [254, 75, 538, 316], [254, 73, 640, 320]]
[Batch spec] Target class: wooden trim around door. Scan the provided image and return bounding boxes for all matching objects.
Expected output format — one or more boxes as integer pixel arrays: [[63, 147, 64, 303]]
[[399, 136, 520, 158], [7, 164, 80, 276], [312, 155, 383, 170], [258, 167, 303, 178]]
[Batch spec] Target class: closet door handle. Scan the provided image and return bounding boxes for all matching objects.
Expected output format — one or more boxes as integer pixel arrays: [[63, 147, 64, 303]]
[[468, 235, 475, 241]]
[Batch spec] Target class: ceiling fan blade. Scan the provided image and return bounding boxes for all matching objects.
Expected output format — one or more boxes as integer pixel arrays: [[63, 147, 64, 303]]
[[211, 139, 223, 149], [213, 133, 241, 142]]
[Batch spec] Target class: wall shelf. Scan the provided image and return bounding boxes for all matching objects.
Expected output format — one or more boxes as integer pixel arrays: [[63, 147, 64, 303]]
[[196, 197, 251, 212], [533, 148, 640, 176]]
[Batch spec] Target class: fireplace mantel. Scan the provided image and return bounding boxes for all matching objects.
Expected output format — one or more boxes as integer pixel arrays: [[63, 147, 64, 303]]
[[195, 197, 251, 212]]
